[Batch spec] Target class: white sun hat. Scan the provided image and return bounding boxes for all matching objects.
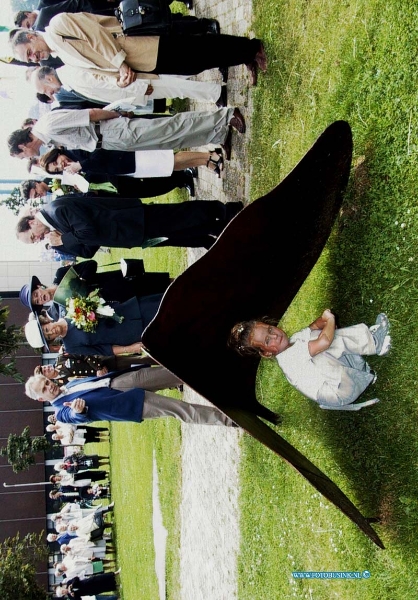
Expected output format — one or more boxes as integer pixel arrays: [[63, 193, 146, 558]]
[[24, 315, 49, 350]]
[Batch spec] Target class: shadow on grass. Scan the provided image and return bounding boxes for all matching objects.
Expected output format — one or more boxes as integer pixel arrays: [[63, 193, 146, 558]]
[[304, 146, 418, 549]]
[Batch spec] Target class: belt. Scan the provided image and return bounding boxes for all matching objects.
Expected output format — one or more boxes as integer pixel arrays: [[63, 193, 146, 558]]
[[94, 123, 103, 149]]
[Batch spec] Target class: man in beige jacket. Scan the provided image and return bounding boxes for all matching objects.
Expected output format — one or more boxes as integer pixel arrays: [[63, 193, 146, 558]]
[[11, 12, 267, 86]]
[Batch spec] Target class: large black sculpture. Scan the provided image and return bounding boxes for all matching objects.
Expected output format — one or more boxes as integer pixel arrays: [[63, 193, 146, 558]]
[[142, 120, 384, 549]]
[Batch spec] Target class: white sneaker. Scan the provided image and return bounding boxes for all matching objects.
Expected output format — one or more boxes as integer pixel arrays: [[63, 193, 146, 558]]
[[378, 334, 391, 356], [369, 313, 390, 355]]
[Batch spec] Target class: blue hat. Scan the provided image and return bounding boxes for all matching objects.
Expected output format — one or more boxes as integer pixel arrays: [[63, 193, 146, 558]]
[[19, 275, 43, 313]]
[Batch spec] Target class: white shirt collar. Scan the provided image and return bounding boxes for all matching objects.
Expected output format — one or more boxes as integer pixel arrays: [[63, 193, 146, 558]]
[[36, 210, 55, 231]]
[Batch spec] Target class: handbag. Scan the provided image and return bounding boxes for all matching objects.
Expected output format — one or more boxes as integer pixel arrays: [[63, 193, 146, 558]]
[[114, 0, 172, 35], [92, 559, 104, 574]]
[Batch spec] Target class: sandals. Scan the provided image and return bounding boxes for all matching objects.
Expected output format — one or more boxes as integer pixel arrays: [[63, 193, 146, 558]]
[[207, 148, 224, 178]]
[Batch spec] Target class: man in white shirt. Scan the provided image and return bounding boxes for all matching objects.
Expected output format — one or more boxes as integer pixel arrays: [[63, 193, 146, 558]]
[[8, 105, 245, 155], [32, 64, 225, 107]]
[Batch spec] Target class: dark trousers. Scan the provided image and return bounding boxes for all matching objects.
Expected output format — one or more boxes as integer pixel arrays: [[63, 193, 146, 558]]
[[83, 427, 107, 443], [90, 269, 171, 298], [116, 170, 190, 198], [88, 0, 120, 14], [154, 233, 216, 249], [102, 354, 158, 368], [74, 470, 107, 482], [143, 200, 225, 241], [142, 200, 241, 247], [70, 572, 117, 596], [153, 34, 260, 75], [171, 15, 216, 35]]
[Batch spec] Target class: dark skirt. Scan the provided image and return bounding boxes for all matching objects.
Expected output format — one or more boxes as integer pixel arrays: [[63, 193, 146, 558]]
[[69, 572, 117, 597], [74, 469, 107, 482]]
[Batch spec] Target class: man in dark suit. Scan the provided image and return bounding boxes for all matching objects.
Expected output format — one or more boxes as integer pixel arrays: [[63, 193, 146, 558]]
[[14, 0, 219, 36], [16, 195, 243, 255], [56, 571, 120, 599], [15, 1, 122, 31], [25, 370, 237, 426]]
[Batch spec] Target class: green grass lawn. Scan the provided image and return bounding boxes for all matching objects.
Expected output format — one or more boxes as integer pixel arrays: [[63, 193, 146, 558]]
[[109, 413, 182, 600], [93, 192, 186, 599], [238, 1, 418, 599], [84, 412, 182, 599], [96, 2, 418, 598]]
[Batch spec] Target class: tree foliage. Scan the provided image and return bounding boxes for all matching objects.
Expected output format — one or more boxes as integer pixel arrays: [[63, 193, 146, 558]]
[[0, 426, 51, 473], [1, 187, 24, 216], [0, 299, 25, 382], [1, 189, 46, 217], [0, 532, 48, 600]]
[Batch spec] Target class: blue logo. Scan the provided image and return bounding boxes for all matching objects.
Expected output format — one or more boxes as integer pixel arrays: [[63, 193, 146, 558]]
[[292, 571, 371, 580]]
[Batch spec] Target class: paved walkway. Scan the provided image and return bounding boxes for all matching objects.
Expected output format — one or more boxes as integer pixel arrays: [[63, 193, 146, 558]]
[[187, 0, 254, 266], [179, 391, 243, 600], [178, 1, 254, 598]]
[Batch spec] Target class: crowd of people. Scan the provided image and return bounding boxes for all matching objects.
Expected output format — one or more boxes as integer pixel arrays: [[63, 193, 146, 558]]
[[6, 0, 267, 260], [4, 0, 268, 375], [45, 443, 121, 598], [5, 0, 257, 433], [1, 1, 394, 596], [2, 1, 269, 597]]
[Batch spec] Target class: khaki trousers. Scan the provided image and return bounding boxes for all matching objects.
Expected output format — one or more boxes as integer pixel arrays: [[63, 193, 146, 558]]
[[110, 366, 181, 391], [110, 367, 236, 426], [142, 393, 236, 426]]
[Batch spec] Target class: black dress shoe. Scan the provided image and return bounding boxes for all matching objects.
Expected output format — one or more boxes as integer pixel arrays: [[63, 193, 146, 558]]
[[216, 86, 228, 108], [206, 19, 220, 34], [219, 66, 229, 83], [230, 108, 246, 134], [184, 167, 198, 178], [255, 41, 267, 72], [246, 61, 258, 86]]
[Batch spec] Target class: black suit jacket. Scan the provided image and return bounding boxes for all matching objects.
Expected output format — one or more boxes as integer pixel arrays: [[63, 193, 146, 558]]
[[35, 0, 113, 31], [40, 195, 145, 258], [65, 572, 117, 597], [40, 194, 227, 257], [54, 259, 170, 300], [64, 148, 189, 198], [65, 149, 136, 177]]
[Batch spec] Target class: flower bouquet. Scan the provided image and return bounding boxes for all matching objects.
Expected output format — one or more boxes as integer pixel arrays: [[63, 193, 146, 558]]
[[65, 289, 124, 332], [49, 179, 74, 196]]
